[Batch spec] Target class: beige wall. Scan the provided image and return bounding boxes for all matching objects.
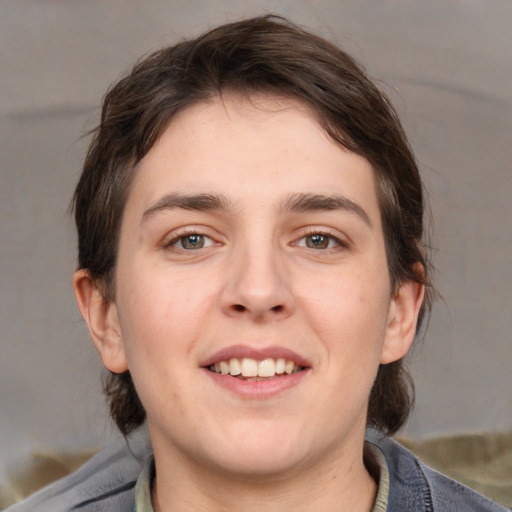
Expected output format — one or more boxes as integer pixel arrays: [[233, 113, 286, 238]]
[[1, 0, 511, 487]]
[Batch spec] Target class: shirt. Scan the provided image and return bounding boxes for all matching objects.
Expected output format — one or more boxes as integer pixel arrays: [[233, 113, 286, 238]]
[[6, 428, 508, 512], [132, 442, 390, 512]]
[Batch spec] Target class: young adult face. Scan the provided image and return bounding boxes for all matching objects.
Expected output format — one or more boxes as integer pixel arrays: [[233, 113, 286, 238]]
[[74, 94, 423, 480]]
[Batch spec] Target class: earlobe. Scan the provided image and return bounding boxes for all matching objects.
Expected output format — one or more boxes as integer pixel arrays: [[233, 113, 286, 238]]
[[381, 277, 425, 364], [72, 269, 128, 373]]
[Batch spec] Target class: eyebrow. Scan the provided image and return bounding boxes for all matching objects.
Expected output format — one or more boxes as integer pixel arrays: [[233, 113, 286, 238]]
[[141, 191, 372, 227], [142, 193, 232, 221], [281, 193, 372, 227]]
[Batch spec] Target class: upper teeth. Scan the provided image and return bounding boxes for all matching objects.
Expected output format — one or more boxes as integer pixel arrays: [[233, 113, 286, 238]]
[[210, 357, 301, 378]]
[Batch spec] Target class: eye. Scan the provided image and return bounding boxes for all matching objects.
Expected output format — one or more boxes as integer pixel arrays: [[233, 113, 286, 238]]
[[168, 233, 215, 250], [295, 232, 345, 250], [305, 234, 331, 249]]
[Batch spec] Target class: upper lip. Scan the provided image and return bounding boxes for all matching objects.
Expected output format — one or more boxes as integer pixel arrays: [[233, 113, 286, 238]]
[[200, 345, 311, 368]]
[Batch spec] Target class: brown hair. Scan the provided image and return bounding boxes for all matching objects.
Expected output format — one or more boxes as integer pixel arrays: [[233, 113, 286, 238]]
[[73, 15, 431, 436]]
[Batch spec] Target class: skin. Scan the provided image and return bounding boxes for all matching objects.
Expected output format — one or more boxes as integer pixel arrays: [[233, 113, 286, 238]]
[[74, 94, 424, 512]]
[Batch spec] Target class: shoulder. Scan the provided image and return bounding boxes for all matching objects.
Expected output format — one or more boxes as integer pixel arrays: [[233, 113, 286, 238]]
[[367, 432, 509, 512], [4, 426, 152, 512]]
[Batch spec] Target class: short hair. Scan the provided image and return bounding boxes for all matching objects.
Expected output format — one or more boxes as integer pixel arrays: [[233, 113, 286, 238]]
[[73, 15, 432, 437]]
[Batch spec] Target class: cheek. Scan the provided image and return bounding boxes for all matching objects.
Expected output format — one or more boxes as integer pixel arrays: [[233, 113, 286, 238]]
[[114, 268, 217, 422], [302, 266, 390, 328], [299, 267, 391, 369], [115, 263, 218, 362]]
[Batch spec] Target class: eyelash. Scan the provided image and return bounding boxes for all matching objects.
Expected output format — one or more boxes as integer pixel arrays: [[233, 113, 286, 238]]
[[162, 228, 348, 253], [294, 229, 349, 251], [163, 230, 217, 251]]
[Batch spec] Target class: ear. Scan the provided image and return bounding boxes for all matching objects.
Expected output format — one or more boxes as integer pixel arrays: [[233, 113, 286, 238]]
[[381, 276, 425, 364], [72, 269, 128, 373]]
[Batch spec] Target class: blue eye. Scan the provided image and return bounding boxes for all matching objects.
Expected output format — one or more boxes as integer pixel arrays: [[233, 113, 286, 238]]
[[297, 233, 344, 250], [306, 234, 330, 249], [171, 234, 214, 250]]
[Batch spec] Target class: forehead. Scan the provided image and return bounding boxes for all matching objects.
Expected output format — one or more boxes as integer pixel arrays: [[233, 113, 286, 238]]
[[127, 94, 380, 218]]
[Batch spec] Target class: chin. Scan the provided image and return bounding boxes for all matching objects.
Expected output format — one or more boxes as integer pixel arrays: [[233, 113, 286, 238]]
[[209, 447, 307, 480], [200, 424, 312, 479]]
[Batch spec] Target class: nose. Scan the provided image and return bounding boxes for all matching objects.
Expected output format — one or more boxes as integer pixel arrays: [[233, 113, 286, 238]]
[[219, 244, 295, 322]]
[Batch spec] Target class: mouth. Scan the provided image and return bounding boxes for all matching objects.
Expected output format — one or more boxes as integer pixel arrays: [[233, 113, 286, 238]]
[[201, 346, 310, 396], [208, 357, 304, 381]]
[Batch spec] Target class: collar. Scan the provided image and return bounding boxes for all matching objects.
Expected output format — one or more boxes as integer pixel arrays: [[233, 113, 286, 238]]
[[132, 443, 390, 512]]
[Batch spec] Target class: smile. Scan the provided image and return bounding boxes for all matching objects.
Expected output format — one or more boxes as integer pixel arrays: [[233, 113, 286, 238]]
[[209, 357, 303, 379]]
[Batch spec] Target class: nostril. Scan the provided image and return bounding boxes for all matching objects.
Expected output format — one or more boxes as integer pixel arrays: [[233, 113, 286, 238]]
[[228, 303, 286, 315]]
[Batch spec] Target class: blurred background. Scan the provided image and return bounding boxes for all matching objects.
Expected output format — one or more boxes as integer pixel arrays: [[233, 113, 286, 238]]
[[1, 0, 511, 507]]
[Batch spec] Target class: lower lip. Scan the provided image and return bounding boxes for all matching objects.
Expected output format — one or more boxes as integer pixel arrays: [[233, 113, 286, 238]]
[[202, 368, 309, 398]]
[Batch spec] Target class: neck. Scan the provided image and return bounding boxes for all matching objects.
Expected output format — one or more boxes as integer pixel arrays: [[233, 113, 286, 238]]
[[151, 437, 377, 512]]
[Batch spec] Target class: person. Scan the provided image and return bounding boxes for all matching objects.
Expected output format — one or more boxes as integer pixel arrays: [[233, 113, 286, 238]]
[[7, 14, 507, 512]]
